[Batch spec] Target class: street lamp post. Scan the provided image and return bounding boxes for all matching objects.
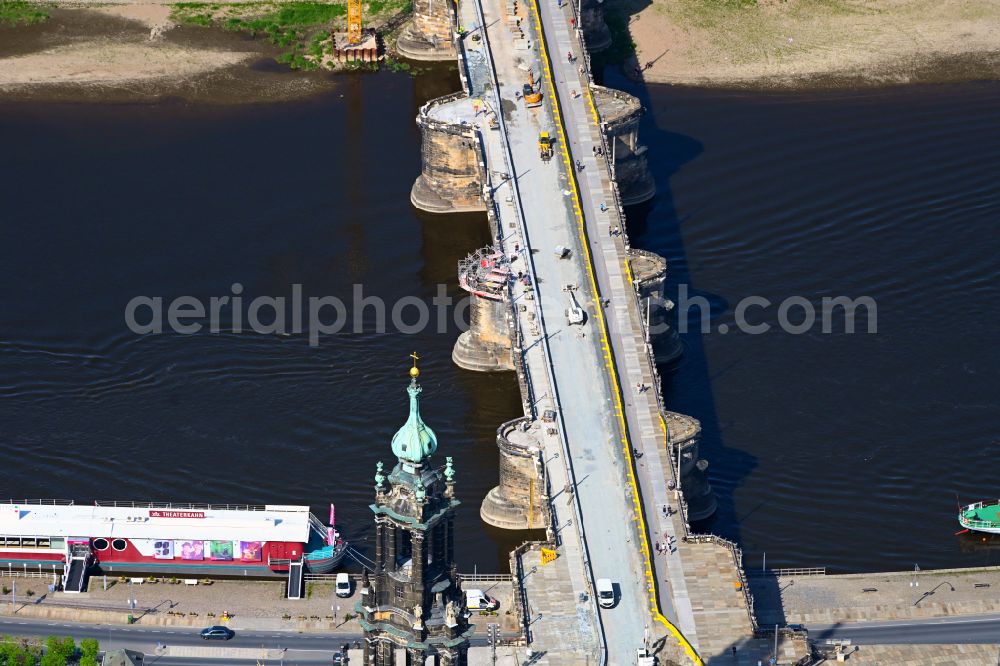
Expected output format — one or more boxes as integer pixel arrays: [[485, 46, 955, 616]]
[[915, 581, 956, 606], [488, 623, 499, 664]]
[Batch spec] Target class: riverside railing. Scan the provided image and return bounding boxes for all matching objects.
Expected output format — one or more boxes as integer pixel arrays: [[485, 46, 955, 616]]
[[749, 567, 827, 578]]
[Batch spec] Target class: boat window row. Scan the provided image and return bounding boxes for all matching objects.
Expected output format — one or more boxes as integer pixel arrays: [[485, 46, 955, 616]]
[[92, 538, 128, 552], [0, 536, 65, 549]]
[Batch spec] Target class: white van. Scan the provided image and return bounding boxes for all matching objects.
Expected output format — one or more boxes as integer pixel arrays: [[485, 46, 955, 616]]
[[335, 573, 351, 598], [596, 578, 615, 608], [465, 589, 500, 611]]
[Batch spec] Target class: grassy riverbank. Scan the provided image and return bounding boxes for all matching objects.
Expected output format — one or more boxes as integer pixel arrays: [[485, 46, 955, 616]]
[[171, 0, 412, 69], [623, 0, 1000, 87], [0, 0, 49, 25]]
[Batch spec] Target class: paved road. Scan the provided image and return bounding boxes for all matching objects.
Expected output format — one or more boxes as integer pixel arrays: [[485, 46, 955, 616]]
[[0, 615, 353, 649], [471, 1, 656, 663], [807, 613, 1000, 645], [530, 0, 700, 648], [121, 657, 333, 665], [446, 0, 654, 660], [0, 616, 492, 662]]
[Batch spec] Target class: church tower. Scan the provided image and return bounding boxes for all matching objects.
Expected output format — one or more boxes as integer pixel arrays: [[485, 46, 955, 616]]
[[358, 355, 472, 665]]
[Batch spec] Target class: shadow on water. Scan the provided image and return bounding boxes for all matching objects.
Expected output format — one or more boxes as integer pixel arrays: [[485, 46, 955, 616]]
[[592, 37, 779, 642], [593, 62, 759, 549]]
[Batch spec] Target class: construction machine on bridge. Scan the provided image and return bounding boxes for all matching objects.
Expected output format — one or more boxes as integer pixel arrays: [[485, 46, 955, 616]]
[[523, 69, 543, 108], [566, 290, 586, 326], [538, 131, 553, 161]]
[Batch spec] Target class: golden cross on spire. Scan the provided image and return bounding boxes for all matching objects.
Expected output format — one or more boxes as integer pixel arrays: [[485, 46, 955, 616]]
[[409, 351, 420, 379]]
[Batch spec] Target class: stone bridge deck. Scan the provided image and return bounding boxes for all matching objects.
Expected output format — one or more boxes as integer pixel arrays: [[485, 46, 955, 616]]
[[416, 0, 787, 660]]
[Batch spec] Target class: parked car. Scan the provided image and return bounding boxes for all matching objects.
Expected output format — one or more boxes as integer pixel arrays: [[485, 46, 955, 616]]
[[596, 578, 616, 609], [200, 626, 234, 640], [336, 573, 352, 598], [465, 589, 500, 611]]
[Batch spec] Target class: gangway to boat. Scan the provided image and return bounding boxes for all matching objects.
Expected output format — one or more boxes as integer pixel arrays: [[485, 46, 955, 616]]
[[346, 546, 376, 571], [287, 560, 304, 599], [63, 543, 91, 593], [308, 513, 329, 540]]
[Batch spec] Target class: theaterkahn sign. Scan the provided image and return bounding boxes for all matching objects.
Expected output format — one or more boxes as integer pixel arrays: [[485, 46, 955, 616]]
[[149, 510, 206, 519]]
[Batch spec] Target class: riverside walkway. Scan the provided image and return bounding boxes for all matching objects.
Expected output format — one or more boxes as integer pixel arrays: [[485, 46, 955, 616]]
[[420, 0, 785, 661]]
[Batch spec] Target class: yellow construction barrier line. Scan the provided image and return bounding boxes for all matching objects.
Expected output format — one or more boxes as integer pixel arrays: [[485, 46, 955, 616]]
[[525, 1, 702, 664]]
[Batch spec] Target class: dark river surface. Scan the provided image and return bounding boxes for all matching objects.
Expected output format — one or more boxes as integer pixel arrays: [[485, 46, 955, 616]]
[[1, 65, 997, 574]]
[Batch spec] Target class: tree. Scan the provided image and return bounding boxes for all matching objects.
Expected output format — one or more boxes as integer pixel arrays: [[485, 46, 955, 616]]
[[0, 636, 40, 666], [79, 639, 99, 660], [41, 635, 75, 666], [0, 634, 42, 665], [40, 653, 66, 666]]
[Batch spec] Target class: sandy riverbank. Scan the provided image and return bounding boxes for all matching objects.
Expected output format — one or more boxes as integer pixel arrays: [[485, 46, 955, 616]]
[[621, 0, 1000, 88], [0, 0, 421, 102], [0, 6, 341, 102]]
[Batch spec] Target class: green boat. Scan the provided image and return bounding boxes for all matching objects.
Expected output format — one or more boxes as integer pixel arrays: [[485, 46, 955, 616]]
[[959, 501, 1000, 534]]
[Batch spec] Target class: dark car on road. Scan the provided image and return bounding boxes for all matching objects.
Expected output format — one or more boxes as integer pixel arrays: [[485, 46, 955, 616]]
[[200, 626, 235, 640]]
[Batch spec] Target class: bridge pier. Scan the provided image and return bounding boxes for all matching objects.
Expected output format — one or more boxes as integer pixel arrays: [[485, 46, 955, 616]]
[[480, 417, 549, 530], [396, 0, 457, 61], [453, 246, 515, 372], [629, 249, 683, 365], [593, 86, 656, 206], [664, 411, 717, 522], [411, 103, 486, 214]]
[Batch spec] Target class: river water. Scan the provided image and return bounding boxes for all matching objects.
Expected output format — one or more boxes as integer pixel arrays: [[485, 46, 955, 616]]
[[1, 66, 997, 573], [613, 74, 1000, 572]]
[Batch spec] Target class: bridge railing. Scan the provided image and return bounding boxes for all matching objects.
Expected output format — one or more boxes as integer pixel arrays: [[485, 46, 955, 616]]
[[572, 15, 762, 635], [554, 5, 761, 641], [562, 15, 630, 247], [509, 540, 538, 645], [458, 573, 514, 583]]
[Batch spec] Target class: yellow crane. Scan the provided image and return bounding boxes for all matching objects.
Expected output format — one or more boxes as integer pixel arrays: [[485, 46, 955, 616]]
[[347, 0, 362, 45]]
